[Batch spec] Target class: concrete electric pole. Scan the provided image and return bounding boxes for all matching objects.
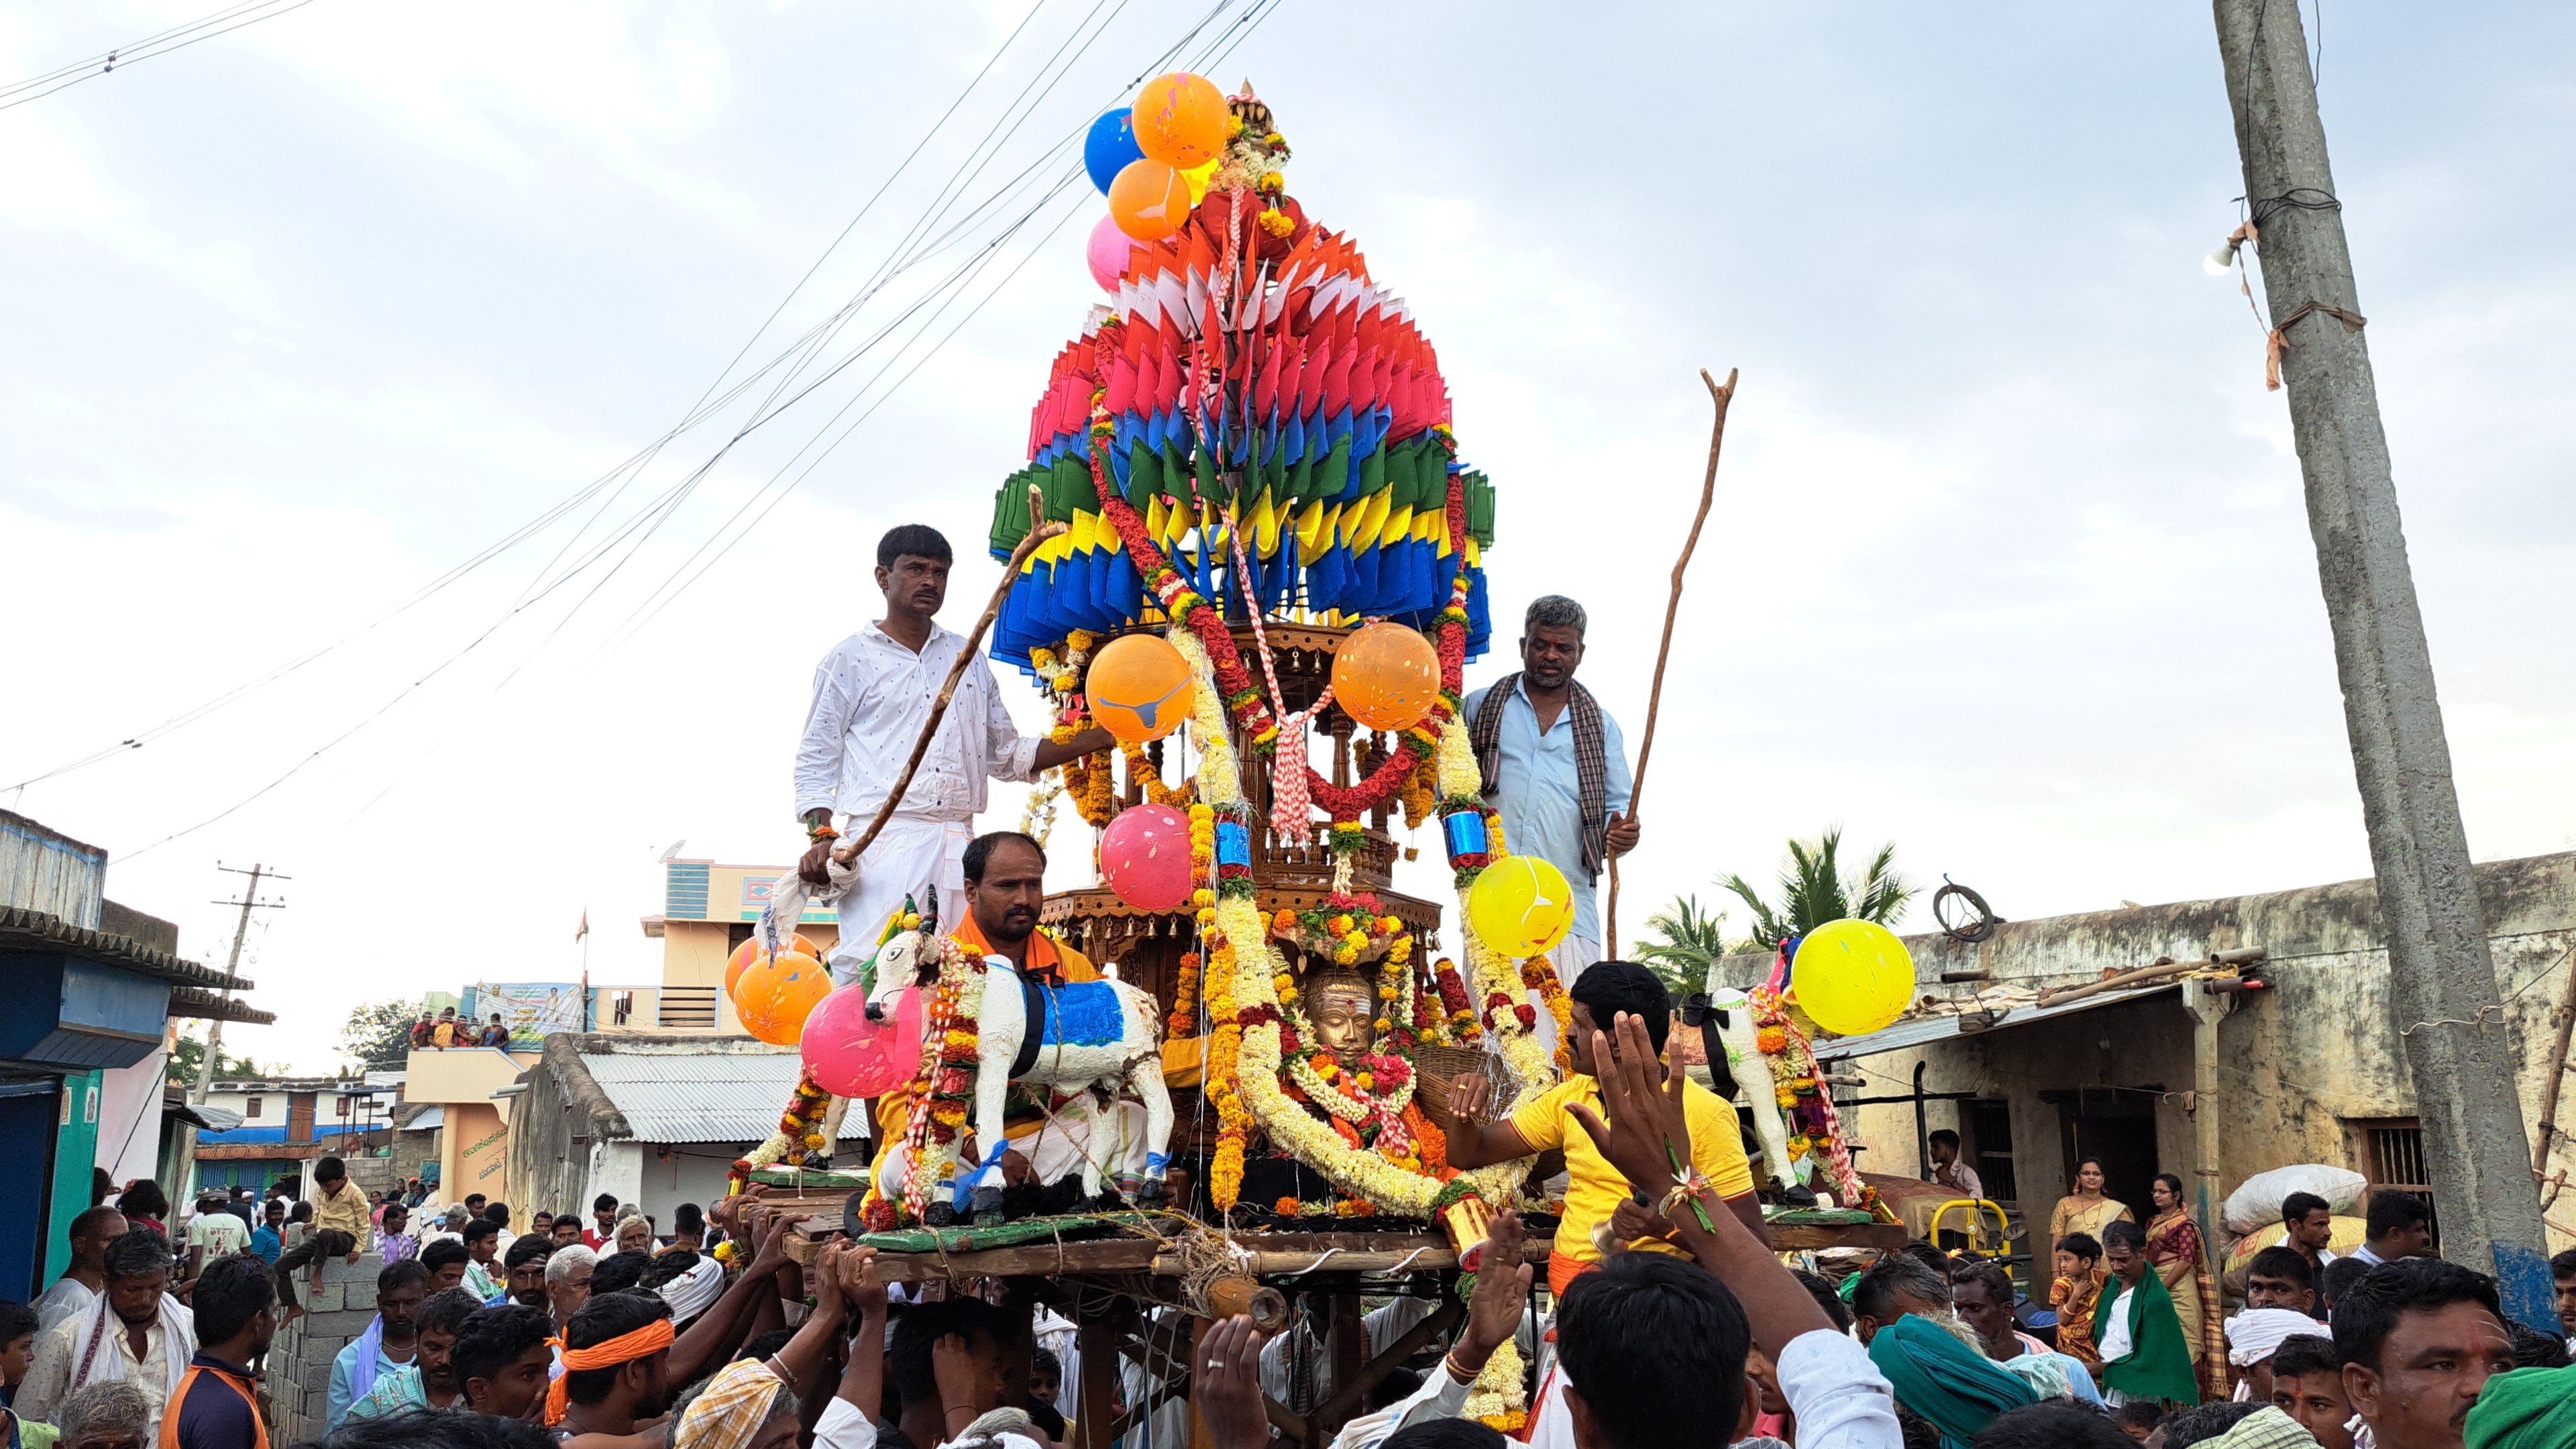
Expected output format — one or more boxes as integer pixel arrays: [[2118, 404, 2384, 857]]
[[2210, 0, 2552, 1322], [174, 862, 285, 1199]]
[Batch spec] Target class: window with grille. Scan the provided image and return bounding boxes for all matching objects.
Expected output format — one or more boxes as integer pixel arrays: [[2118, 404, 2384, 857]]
[[2350, 1116, 2439, 1252], [1970, 1099, 2019, 1203]]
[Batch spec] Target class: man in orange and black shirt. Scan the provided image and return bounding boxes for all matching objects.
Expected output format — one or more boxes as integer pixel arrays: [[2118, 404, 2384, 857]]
[[871, 832, 1162, 1217], [162, 1254, 273, 1449]]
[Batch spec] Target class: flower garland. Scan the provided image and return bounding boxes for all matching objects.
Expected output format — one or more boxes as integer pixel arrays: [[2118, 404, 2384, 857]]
[[1020, 769, 1062, 847], [1520, 955, 1577, 1074], [1748, 987, 1888, 1220], [1166, 950, 1202, 1040], [1119, 739, 1195, 808], [1269, 894, 1411, 967], [896, 936, 985, 1224], [1427, 958, 1480, 1045]]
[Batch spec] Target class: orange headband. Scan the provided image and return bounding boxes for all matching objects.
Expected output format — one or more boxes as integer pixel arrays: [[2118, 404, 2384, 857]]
[[545, 1320, 678, 1424]]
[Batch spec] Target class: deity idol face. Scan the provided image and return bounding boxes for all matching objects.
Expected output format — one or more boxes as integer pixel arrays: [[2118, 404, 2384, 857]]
[[1306, 971, 1375, 1056]]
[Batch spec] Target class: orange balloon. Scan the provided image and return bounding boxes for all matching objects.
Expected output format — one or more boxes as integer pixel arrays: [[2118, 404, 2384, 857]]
[[1332, 622, 1441, 731], [1087, 632, 1195, 742], [1131, 72, 1228, 168], [1108, 158, 1192, 241], [733, 949, 832, 1045], [727, 934, 820, 994]]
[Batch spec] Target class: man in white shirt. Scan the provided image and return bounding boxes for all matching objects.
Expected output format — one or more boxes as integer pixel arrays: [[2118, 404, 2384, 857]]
[[182, 1191, 252, 1286], [16, 1228, 197, 1438], [35, 1206, 128, 1335], [793, 525, 1109, 964]]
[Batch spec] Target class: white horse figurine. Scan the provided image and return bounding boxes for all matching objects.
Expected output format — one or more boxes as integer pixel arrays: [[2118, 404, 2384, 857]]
[[863, 926, 1174, 1224]]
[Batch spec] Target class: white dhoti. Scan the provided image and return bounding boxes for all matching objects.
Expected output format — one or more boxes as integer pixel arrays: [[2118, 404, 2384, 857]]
[[826, 817, 973, 984], [874, 1097, 1152, 1199]]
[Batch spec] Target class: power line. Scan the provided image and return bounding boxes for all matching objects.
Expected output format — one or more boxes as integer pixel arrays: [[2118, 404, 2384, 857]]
[[98, 0, 1291, 852], [0, 0, 327, 113]]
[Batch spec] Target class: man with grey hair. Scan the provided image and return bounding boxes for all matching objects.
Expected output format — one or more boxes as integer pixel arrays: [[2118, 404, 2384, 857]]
[[52, 1378, 153, 1449], [544, 1243, 597, 1329], [1462, 594, 1638, 996]]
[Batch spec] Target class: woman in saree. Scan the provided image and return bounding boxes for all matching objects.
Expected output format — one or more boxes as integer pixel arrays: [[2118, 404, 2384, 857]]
[[2147, 1171, 2229, 1398], [2049, 1156, 2134, 1246]]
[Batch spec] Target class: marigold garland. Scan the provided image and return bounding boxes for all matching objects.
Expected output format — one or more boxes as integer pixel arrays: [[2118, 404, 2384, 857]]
[[1166, 951, 1203, 1039]]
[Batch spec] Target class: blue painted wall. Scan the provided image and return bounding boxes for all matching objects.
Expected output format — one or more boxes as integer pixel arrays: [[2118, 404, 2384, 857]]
[[0, 1083, 61, 1303]]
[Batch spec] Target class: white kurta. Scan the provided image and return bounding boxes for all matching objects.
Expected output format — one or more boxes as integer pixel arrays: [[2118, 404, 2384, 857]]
[[793, 622, 1042, 967]]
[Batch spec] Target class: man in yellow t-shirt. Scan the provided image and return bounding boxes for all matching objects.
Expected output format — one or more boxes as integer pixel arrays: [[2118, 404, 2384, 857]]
[[1445, 960, 1760, 1295]]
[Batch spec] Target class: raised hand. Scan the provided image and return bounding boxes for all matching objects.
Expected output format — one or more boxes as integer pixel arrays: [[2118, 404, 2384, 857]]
[[1456, 1210, 1533, 1376], [1195, 1316, 1271, 1449], [1565, 1012, 1693, 1197]]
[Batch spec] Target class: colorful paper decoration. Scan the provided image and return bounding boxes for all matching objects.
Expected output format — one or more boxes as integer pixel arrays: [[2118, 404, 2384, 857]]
[[1101, 802, 1195, 912], [1790, 919, 1914, 1037], [1087, 632, 1193, 741], [1332, 621, 1440, 731], [987, 199, 1497, 669], [1441, 810, 1490, 866], [733, 950, 832, 1045], [1466, 855, 1574, 959]]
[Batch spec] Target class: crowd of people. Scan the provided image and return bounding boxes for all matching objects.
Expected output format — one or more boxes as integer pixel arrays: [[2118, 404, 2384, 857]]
[[411, 1009, 513, 1050]]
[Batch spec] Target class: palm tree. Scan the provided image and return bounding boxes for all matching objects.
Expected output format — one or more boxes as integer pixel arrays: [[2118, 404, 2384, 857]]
[[1716, 827, 1915, 950], [1633, 895, 1738, 1004]]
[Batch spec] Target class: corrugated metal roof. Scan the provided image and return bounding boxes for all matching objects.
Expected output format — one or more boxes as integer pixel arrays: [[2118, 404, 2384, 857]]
[[580, 1047, 807, 1143], [1809, 981, 2181, 1061], [0, 905, 260, 995]]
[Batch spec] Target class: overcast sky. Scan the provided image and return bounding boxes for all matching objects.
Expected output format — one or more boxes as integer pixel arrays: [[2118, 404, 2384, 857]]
[[5, 1, 2572, 1077]]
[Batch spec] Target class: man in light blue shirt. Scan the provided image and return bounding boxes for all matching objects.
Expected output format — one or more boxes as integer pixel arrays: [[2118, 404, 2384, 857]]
[[1460, 594, 1638, 994], [326, 1260, 427, 1429]]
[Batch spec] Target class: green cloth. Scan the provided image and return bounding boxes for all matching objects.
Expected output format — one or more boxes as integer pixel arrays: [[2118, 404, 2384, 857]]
[[1866, 1314, 2039, 1449], [2466, 1364, 2576, 1449], [2092, 1264, 2202, 1406]]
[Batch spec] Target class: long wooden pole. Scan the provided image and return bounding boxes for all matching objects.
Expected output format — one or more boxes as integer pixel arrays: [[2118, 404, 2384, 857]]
[[834, 487, 1066, 869], [1604, 368, 1737, 959]]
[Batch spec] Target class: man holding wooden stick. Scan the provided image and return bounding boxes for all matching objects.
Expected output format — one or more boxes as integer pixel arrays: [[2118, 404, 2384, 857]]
[[1462, 594, 1640, 999], [794, 524, 1111, 975]]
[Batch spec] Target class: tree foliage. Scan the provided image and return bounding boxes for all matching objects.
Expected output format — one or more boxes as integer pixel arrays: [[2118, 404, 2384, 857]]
[[340, 999, 420, 1073], [167, 1027, 264, 1089], [1715, 827, 1916, 950], [1632, 895, 1737, 1004]]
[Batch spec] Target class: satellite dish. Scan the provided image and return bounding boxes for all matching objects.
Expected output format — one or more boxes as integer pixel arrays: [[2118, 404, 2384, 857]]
[[659, 839, 687, 863]]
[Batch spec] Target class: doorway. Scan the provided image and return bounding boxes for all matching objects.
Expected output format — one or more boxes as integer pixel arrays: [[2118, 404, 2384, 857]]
[[2049, 1087, 2163, 1225]]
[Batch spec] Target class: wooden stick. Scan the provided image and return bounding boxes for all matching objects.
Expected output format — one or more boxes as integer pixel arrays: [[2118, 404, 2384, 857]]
[[1604, 368, 1737, 959], [2529, 940, 2576, 1173], [833, 486, 1066, 869]]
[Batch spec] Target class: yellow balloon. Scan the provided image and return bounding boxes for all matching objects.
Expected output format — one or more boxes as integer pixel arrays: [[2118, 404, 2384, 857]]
[[1790, 919, 1914, 1037], [1182, 158, 1219, 203], [1087, 632, 1195, 742], [1467, 856, 1574, 959]]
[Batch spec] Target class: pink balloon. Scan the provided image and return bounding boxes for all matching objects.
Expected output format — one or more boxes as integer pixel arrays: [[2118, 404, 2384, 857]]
[[1087, 214, 1137, 292], [801, 982, 925, 1099], [1101, 802, 1195, 912]]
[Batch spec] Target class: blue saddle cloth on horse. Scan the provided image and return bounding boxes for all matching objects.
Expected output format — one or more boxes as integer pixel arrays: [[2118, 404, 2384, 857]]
[[1006, 973, 1127, 1076]]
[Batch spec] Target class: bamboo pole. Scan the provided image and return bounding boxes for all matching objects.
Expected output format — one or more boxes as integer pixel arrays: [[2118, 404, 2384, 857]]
[[833, 486, 1066, 869], [1604, 368, 1737, 959]]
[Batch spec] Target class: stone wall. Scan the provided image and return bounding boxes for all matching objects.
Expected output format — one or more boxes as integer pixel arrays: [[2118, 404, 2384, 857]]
[[264, 1238, 382, 1444]]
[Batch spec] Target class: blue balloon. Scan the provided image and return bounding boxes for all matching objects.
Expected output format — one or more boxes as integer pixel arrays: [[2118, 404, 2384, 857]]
[[1083, 109, 1144, 195]]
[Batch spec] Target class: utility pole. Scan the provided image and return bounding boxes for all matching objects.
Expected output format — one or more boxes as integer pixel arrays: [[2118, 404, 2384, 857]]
[[174, 862, 286, 1201], [2212, 0, 2553, 1323]]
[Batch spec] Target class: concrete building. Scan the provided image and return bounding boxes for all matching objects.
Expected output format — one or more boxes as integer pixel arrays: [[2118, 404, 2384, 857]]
[[192, 1076, 402, 1197], [1714, 849, 2576, 1254], [504, 1034, 863, 1225], [619, 855, 839, 1035], [0, 809, 270, 1301], [400, 1040, 537, 1209]]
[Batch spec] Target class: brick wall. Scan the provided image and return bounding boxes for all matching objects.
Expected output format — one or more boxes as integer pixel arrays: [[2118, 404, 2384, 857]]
[[264, 1238, 384, 1444]]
